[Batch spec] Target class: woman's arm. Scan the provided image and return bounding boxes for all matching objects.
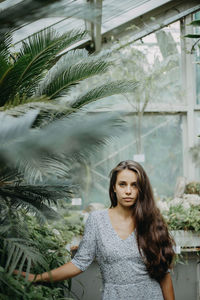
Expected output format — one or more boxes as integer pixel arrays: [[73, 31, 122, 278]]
[[16, 261, 82, 282], [15, 212, 97, 282], [160, 273, 175, 300]]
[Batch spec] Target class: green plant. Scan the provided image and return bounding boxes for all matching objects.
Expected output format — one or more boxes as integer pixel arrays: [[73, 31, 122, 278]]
[[185, 182, 200, 195], [0, 207, 84, 300], [164, 204, 200, 232], [0, 2, 138, 298], [0, 28, 137, 126]]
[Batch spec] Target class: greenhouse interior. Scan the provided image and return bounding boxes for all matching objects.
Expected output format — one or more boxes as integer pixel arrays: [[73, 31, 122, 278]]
[[0, 0, 200, 299]]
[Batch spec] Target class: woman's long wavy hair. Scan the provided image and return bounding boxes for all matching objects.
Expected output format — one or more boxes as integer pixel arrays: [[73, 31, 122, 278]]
[[109, 160, 175, 282]]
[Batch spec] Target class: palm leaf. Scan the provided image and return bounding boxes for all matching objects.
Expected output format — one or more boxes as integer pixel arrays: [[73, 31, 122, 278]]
[[0, 56, 11, 83], [0, 109, 38, 145], [69, 80, 139, 109], [20, 155, 73, 184], [0, 110, 125, 183], [16, 29, 86, 95], [0, 55, 32, 106], [0, 29, 86, 105], [3, 100, 72, 128], [0, 33, 12, 79], [39, 50, 111, 99], [0, 270, 24, 296], [36, 49, 89, 95], [0, 183, 73, 222], [0, 32, 11, 60], [14, 111, 124, 162], [4, 238, 47, 275]]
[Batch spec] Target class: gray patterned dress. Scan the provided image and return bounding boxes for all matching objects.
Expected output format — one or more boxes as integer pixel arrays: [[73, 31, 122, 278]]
[[71, 209, 164, 300]]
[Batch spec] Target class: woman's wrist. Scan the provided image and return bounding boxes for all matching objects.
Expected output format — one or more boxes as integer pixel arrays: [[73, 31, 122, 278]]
[[35, 272, 52, 282], [35, 273, 43, 282]]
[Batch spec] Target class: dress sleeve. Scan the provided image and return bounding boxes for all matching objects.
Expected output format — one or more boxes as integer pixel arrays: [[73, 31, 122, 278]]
[[71, 212, 97, 271]]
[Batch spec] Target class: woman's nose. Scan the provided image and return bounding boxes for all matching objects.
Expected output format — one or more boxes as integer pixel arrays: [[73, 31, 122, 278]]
[[125, 186, 131, 194]]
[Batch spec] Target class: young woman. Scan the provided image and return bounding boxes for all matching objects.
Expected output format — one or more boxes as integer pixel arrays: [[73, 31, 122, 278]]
[[17, 160, 175, 300]]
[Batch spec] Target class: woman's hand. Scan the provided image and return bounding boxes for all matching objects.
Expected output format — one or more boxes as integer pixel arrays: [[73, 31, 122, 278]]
[[13, 270, 38, 282], [14, 262, 82, 283], [160, 273, 175, 300]]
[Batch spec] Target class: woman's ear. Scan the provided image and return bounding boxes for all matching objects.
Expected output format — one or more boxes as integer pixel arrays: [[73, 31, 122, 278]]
[[113, 185, 116, 193]]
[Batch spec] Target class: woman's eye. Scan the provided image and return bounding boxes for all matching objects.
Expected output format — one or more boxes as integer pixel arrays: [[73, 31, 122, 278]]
[[119, 183, 125, 186]]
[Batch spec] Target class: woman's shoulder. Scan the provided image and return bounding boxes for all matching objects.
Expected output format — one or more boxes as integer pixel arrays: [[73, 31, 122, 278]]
[[87, 209, 108, 223], [89, 208, 107, 219]]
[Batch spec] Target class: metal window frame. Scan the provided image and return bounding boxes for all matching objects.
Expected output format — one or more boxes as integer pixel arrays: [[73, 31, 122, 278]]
[[88, 13, 200, 182]]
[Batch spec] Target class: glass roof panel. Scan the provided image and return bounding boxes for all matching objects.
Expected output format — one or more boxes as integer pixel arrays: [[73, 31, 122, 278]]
[[0, 0, 23, 10], [1, 0, 199, 51], [1, 0, 172, 45]]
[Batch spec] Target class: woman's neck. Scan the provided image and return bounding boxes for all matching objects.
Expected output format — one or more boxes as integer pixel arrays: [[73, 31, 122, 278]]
[[110, 204, 134, 220]]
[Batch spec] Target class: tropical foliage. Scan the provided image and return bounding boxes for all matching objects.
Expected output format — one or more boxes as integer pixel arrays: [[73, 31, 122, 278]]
[[0, 28, 137, 124], [0, 207, 84, 300], [164, 204, 200, 232], [0, 1, 138, 298]]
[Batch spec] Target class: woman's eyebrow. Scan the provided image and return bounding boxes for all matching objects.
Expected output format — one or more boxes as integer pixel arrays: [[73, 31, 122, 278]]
[[118, 180, 137, 183]]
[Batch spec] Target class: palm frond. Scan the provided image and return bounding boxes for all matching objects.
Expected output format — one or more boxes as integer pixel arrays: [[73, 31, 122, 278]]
[[0, 54, 31, 106], [37, 49, 89, 95], [0, 32, 11, 60], [0, 269, 24, 297], [3, 95, 50, 111], [2, 100, 71, 128], [17, 29, 86, 95], [0, 56, 10, 83], [0, 109, 38, 145], [4, 238, 47, 275], [0, 110, 125, 182], [16, 111, 124, 161], [0, 33, 12, 79], [0, 183, 74, 222], [0, 29, 86, 106], [69, 80, 139, 109], [20, 155, 73, 184], [39, 50, 111, 99]]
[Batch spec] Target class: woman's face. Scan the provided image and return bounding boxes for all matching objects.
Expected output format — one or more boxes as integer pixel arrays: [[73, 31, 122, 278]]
[[114, 169, 138, 208]]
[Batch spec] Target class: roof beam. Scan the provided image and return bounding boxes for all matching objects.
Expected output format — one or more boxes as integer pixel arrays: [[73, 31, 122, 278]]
[[102, 0, 200, 49]]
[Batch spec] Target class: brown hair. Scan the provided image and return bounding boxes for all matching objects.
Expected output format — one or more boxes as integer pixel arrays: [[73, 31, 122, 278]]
[[109, 160, 175, 281]]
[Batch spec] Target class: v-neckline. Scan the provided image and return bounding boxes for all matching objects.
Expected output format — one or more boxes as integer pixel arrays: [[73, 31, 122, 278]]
[[106, 209, 135, 242]]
